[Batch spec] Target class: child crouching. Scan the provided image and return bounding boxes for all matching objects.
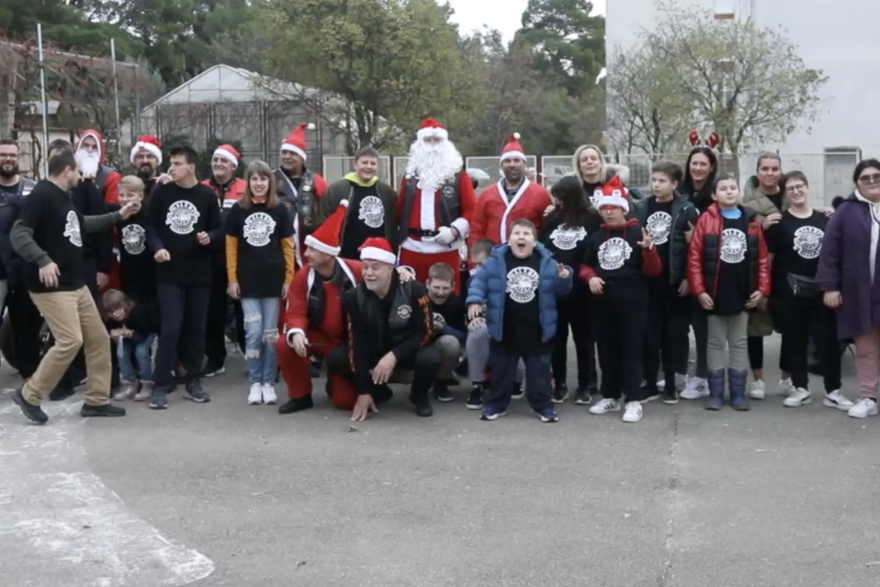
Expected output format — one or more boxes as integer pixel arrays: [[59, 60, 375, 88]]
[[103, 289, 160, 402], [466, 219, 573, 423], [687, 174, 771, 410]]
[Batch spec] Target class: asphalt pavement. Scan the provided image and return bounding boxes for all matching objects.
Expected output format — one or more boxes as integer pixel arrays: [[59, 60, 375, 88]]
[[2, 334, 880, 587]]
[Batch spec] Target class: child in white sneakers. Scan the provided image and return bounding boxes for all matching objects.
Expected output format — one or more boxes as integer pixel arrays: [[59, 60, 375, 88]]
[[103, 289, 159, 402]]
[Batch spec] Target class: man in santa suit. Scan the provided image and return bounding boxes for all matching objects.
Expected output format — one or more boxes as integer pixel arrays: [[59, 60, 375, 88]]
[[275, 123, 328, 268], [396, 117, 476, 293], [276, 200, 361, 414], [469, 133, 551, 246]]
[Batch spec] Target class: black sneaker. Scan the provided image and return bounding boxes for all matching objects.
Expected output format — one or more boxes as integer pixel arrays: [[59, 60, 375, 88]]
[[371, 385, 394, 406], [466, 383, 485, 410], [307, 361, 321, 378], [12, 388, 48, 424], [642, 386, 661, 403], [202, 362, 226, 378], [49, 385, 75, 402], [81, 403, 126, 418], [434, 383, 454, 402], [278, 395, 314, 414], [184, 380, 211, 403], [552, 383, 569, 403], [149, 389, 168, 410], [662, 386, 680, 405], [573, 386, 591, 405], [410, 393, 433, 417], [438, 375, 461, 388], [511, 382, 525, 399]]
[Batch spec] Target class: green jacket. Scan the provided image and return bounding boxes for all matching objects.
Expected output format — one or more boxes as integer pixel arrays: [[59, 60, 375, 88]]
[[742, 175, 788, 337], [317, 173, 399, 250]]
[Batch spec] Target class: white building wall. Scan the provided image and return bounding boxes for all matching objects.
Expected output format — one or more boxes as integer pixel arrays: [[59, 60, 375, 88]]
[[606, 0, 879, 157]]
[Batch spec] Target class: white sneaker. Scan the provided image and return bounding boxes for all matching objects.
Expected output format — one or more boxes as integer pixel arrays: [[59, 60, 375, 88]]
[[657, 374, 688, 392], [823, 390, 854, 411], [262, 383, 278, 405], [589, 398, 621, 415], [783, 387, 811, 408], [749, 380, 766, 400], [248, 383, 263, 405], [680, 377, 708, 400], [779, 378, 795, 396], [847, 397, 879, 419], [622, 401, 643, 423]]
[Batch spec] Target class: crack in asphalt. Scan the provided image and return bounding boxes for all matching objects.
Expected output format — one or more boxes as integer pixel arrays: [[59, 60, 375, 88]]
[[659, 406, 681, 587]]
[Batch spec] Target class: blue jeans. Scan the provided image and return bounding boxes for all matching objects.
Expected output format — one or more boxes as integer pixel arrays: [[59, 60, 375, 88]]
[[241, 298, 281, 384], [119, 333, 157, 382]]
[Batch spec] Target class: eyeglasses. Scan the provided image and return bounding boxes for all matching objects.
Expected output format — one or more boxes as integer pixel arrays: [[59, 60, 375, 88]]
[[858, 173, 880, 184], [785, 183, 806, 193], [0, 153, 18, 160]]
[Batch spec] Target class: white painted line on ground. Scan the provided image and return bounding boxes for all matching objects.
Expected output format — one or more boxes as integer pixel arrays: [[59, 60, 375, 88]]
[[0, 399, 214, 586]]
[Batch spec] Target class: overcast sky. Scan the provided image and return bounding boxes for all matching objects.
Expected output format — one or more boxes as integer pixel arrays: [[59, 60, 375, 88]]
[[446, 0, 606, 40]]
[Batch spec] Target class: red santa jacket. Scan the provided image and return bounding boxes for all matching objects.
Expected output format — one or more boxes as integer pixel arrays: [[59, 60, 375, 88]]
[[396, 170, 476, 254], [469, 179, 552, 245], [201, 177, 247, 212], [284, 258, 362, 341]]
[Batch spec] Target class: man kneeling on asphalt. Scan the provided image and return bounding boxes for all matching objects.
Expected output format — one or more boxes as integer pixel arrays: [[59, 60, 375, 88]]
[[326, 237, 439, 421]]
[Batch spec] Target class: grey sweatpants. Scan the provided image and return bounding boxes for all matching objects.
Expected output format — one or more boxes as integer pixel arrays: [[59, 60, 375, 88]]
[[707, 313, 749, 371], [466, 323, 523, 383], [433, 334, 461, 381]]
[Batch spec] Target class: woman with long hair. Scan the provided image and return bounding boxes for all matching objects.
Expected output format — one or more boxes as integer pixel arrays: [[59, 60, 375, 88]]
[[540, 176, 601, 405], [571, 144, 631, 206], [225, 161, 295, 406]]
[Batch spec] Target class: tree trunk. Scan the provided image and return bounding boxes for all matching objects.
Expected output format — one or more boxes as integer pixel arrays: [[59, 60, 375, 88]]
[[0, 69, 17, 140]]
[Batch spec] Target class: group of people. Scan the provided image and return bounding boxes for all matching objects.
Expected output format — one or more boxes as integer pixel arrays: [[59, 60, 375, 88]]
[[3, 117, 880, 426]]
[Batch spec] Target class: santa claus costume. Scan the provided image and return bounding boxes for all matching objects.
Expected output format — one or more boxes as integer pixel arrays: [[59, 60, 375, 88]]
[[274, 123, 328, 268], [469, 133, 551, 245], [275, 200, 361, 414], [396, 117, 475, 293]]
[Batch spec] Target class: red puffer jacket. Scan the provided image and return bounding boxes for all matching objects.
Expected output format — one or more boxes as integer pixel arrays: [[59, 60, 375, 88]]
[[687, 203, 771, 299]]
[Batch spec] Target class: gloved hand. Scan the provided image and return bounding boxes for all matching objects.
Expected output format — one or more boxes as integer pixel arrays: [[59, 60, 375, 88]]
[[433, 226, 457, 245]]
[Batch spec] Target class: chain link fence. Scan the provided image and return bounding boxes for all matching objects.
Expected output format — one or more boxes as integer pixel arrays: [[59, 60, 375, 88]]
[[322, 155, 392, 185]]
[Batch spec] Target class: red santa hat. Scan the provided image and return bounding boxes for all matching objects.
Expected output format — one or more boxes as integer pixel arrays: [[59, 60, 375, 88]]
[[281, 123, 315, 161], [416, 117, 448, 142], [130, 135, 162, 165], [500, 132, 525, 163], [304, 200, 347, 256], [212, 143, 240, 167], [359, 237, 396, 265], [595, 175, 630, 212], [76, 129, 105, 162]]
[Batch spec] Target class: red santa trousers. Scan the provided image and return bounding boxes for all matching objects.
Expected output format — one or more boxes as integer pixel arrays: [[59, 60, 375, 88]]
[[399, 248, 462, 294], [274, 331, 358, 410]]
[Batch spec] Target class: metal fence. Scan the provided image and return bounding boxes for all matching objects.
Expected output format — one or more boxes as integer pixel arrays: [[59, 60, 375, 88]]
[[322, 155, 392, 185]]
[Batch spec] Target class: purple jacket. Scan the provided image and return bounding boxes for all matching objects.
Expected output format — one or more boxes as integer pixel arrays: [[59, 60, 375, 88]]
[[816, 193, 880, 340]]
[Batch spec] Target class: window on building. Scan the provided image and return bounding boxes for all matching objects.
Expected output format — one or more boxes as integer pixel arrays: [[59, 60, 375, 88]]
[[715, 0, 735, 19]]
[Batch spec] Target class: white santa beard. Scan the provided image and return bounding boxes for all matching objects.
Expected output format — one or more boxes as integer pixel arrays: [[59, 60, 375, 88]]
[[78, 150, 100, 175], [406, 140, 462, 191]]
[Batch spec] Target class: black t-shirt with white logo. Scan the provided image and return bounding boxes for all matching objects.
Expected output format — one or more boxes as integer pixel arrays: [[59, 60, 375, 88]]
[[583, 222, 648, 296], [714, 215, 750, 316], [502, 250, 546, 355], [225, 202, 293, 298], [341, 182, 387, 259], [645, 198, 675, 295], [766, 210, 826, 299], [430, 292, 466, 337], [118, 210, 156, 302], [17, 180, 85, 293], [148, 182, 221, 286]]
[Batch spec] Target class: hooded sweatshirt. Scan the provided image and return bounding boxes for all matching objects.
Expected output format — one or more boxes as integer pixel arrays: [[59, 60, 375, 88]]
[[76, 129, 121, 205]]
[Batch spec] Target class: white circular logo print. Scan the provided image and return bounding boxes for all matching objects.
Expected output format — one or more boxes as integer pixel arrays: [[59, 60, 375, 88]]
[[243, 212, 277, 247], [165, 201, 200, 235], [506, 266, 540, 304], [63, 210, 82, 247], [358, 195, 385, 228], [646, 211, 672, 245], [549, 226, 587, 250], [793, 225, 824, 260], [720, 228, 747, 263], [397, 304, 412, 319], [122, 224, 146, 255], [597, 237, 632, 271], [432, 312, 446, 326], [591, 189, 603, 207]]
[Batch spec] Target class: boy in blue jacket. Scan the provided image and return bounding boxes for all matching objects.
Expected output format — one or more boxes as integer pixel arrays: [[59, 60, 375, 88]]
[[466, 218, 573, 422]]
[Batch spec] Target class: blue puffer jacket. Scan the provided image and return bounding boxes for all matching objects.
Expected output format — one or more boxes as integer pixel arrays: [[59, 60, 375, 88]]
[[465, 244, 573, 343]]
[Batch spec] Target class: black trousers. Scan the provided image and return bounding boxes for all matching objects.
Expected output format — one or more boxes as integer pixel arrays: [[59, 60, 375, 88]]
[[6, 283, 43, 378], [594, 286, 649, 403], [690, 298, 709, 379], [747, 334, 789, 373], [488, 341, 553, 412], [154, 283, 211, 390], [205, 268, 230, 366], [326, 343, 440, 401], [643, 292, 691, 389], [777, 296, 841, 391], [552, 297, 595, 389]]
